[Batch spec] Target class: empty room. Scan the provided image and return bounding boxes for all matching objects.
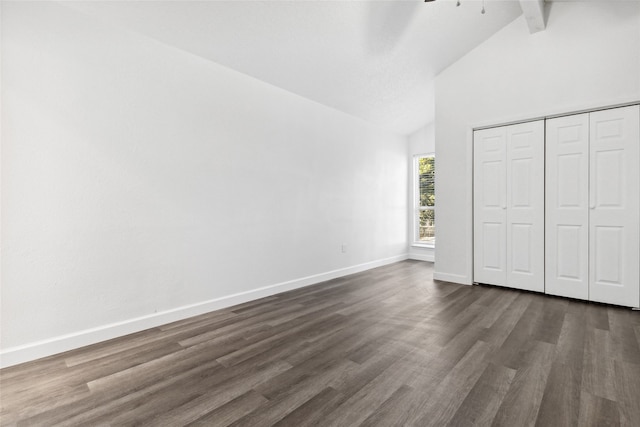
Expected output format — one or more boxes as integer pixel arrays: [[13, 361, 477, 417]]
[[1, 0, 640, 425]]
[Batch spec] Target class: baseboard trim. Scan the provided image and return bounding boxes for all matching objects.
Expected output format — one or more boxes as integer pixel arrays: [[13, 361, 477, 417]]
[[0, 253, 409, 368], [408, 253, 434, 262], [433, 271, 471, 285]]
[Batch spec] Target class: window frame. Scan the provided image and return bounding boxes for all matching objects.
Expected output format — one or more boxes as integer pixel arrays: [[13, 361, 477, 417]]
[[413, 153, 435, 248]]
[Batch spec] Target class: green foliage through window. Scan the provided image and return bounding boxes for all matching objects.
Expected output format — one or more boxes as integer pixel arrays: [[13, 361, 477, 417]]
[[416, 155, 435, 245], [419, 157, 435, 208]]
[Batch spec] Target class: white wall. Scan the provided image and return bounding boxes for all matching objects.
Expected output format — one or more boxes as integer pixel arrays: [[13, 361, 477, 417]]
[[408, 123, 435, 262], [434, 1, 640, 284], [0, 2, 408, 366]]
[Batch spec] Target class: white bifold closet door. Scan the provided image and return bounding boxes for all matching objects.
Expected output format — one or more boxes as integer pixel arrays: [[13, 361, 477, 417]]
[[546, 105, 640, 307], [474, 120, 544, 292], [545, 113, 590, 300]]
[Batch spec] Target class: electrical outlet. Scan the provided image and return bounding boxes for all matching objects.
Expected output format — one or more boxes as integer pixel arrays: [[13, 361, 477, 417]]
[[341, 244, 347, 253]]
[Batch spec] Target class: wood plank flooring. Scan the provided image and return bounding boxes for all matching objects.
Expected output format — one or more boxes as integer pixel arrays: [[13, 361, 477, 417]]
[[1, 260, 639, 426]]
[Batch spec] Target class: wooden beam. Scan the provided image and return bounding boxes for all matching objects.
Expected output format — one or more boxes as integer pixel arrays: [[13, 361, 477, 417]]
[[519, 0, 546, 34]]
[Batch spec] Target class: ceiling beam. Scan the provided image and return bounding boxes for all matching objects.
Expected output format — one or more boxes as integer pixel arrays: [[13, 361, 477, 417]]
[[519, 0, 546, 34]]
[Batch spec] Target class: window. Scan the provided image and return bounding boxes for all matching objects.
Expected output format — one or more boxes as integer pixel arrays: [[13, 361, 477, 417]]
[[414, 154, 435, 246]]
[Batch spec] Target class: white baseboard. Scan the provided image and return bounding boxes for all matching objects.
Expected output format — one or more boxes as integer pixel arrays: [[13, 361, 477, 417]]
[[0, 253, 408, 368], [408, 253, 434, 262], [433, 271, 471, 285]]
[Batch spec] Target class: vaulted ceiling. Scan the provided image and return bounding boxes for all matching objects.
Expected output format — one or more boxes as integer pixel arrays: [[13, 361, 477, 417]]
[[63, 0, 530, 135]]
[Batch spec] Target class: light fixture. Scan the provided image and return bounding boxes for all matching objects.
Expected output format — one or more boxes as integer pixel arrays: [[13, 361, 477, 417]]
[[441, 0, 486, 14], [423, 0, 486, 14]]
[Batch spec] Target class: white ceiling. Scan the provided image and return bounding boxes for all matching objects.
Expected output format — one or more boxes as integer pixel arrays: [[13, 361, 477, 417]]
[[63, 0, 525, 135]]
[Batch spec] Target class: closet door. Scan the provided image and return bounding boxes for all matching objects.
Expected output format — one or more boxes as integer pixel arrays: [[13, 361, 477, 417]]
[[545, 113, 590, 300], [589, 105, 640, 307], [506, 121, 545, 292], [474, 127, 507, 286]]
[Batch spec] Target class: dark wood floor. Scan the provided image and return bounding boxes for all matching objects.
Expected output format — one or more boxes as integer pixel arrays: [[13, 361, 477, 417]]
[[1, 260, 639, 426]]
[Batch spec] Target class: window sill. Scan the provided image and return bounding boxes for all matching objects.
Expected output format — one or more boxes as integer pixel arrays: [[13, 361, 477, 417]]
[[411, 243, 435, 249]]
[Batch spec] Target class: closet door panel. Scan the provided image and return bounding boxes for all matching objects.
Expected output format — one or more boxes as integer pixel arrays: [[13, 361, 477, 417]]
[[474, 127, 507, 286], [506, 120, 545, 292], [589, 105, 640, 307], [545, 114, 589, 299]]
